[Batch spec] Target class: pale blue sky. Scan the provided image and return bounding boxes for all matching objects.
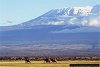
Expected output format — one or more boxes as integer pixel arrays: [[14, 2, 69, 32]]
[[0, 0, 100, 26]]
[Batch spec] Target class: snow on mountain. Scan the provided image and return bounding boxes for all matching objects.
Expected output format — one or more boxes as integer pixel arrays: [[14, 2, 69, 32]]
[[17, 5, 100, 27], [44, 6, 92, 16]]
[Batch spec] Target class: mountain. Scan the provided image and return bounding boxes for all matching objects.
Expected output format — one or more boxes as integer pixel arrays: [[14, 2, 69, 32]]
[[0, 5, 100, 31], [16, 5, 100, 27], [0, 5, 100, 30], [18, 6, 93, 27], [0, 5, 100, 56], [91, 5, 100, 14]]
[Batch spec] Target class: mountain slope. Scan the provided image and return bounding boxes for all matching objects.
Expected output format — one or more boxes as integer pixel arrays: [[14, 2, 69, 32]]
[[0, 25, 100, 44], [0, 25, 100, 56], [91, 5, 100, 14]]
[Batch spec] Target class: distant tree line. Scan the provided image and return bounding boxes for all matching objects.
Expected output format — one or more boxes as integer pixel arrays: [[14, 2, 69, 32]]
[[0, 56, 100, 61]]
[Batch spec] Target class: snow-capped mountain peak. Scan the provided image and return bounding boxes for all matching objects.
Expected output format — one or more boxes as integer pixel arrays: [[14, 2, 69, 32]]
[[18, 5, 100, 27], [45, 6, 93, 17]]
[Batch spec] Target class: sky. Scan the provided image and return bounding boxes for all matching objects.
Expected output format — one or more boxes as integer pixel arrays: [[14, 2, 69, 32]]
[[0, 0, 100, 26]]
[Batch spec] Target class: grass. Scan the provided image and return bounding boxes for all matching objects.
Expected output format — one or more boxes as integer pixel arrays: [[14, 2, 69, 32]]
[[0, 60, 100, 67]]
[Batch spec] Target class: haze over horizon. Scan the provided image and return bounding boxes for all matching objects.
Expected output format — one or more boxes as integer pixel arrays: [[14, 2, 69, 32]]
[[0, 0, 100, 26]]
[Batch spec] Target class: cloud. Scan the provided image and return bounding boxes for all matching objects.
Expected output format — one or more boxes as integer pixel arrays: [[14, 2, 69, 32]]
[[68, 14, 100, 27], [48, 21, 65, 25], [89, 19, 99, 26], [88, 15, 100, 27], [6, 20, 13, 23]]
